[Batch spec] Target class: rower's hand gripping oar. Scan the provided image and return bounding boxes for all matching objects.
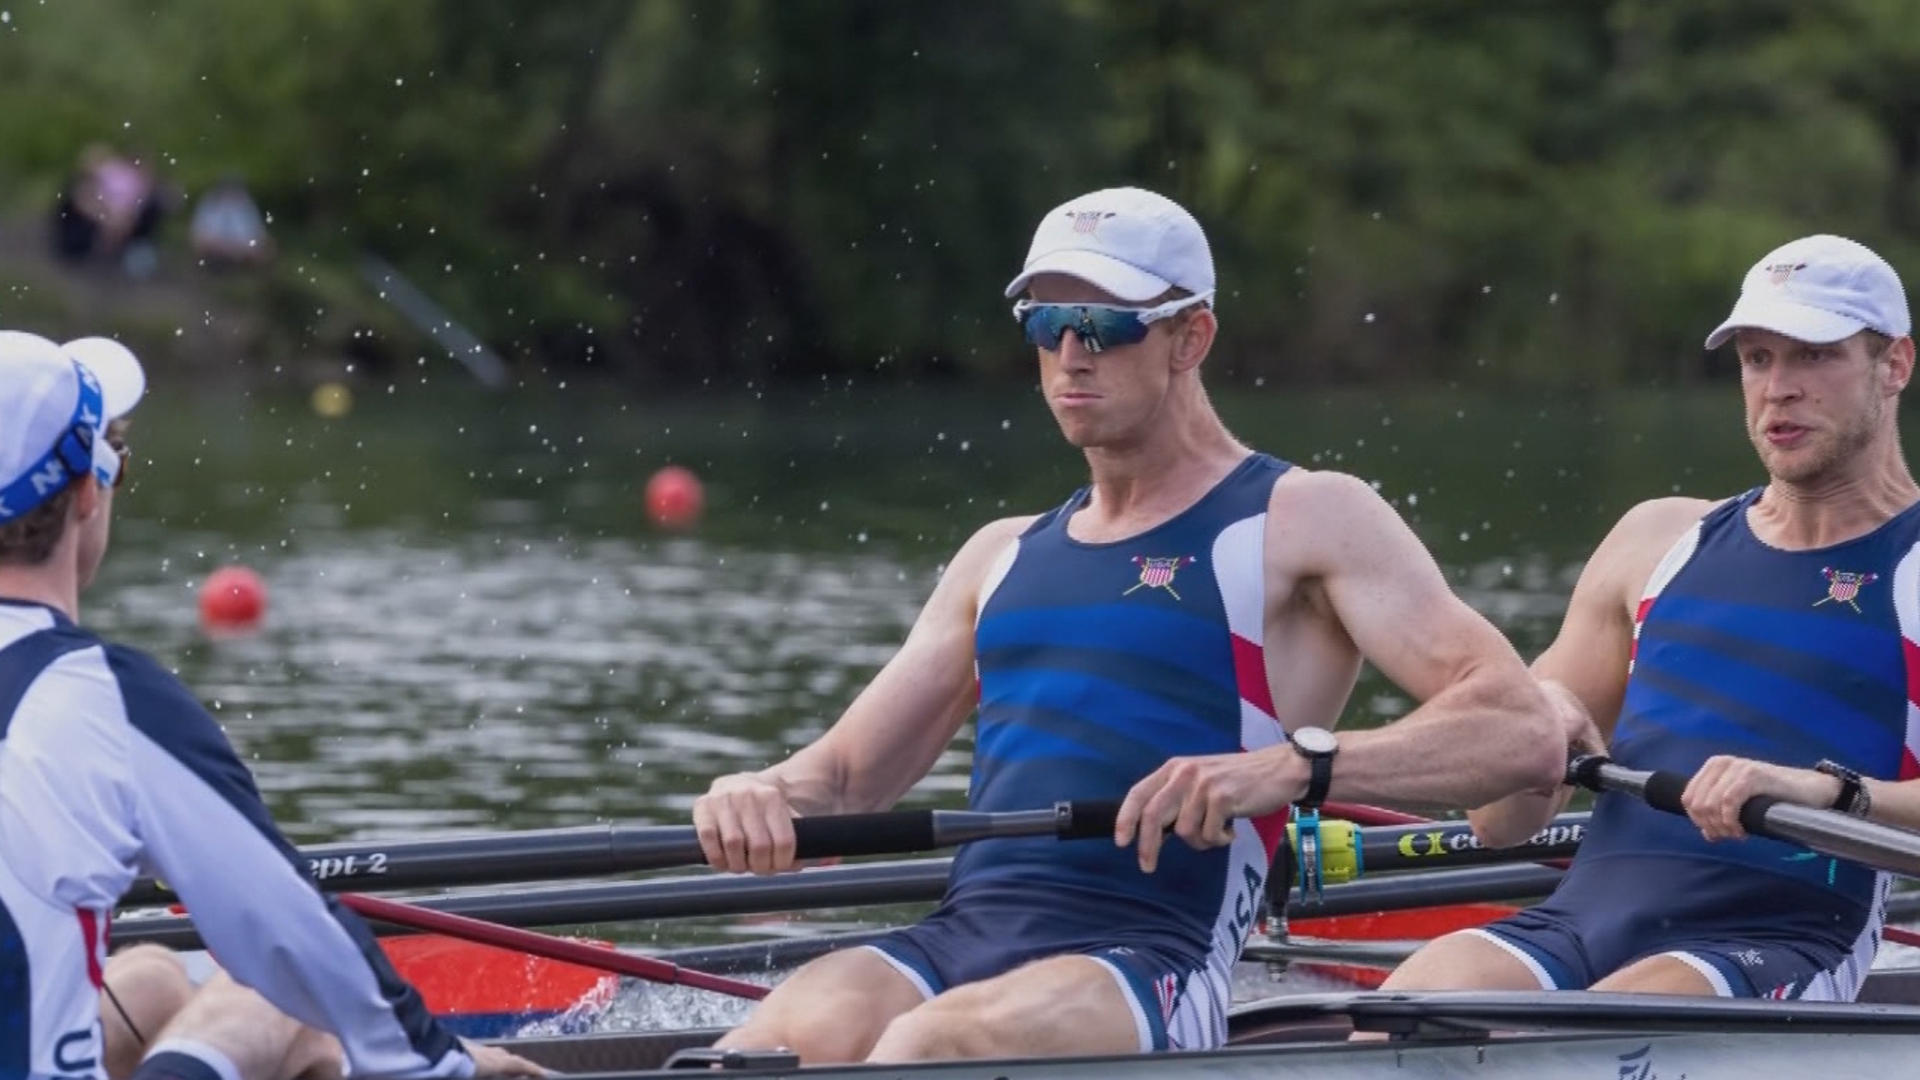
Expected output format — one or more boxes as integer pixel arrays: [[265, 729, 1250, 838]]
[[1567, 754, 1920, 879]]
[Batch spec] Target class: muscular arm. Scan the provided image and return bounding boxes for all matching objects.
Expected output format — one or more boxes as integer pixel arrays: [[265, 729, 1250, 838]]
[[1285, 471, 1563, 809], [1117, 472, 1564, 869], [694, 516, 1031, 871], [1469, 497, 1713, 845]]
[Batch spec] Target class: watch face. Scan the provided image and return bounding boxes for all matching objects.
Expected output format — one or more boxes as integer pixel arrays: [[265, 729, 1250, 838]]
[[1292, 726, 1338, 756]]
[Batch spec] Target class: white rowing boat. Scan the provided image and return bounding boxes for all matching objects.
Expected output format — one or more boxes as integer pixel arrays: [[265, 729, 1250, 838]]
[[491, 971, 1920, 1077], [136, 780, 1920, 1076]]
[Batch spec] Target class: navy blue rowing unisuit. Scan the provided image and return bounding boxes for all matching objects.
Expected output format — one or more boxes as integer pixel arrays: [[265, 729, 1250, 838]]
[[1478, 490, 1920, 999], [868, 454, 1294, 1050]]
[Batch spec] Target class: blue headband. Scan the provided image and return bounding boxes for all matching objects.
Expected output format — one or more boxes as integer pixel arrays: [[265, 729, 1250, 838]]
[[0, 361, 107, 525]]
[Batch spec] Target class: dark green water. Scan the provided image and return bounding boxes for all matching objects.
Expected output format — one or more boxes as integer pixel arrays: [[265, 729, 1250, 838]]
[[88, 375, 1764, 852]]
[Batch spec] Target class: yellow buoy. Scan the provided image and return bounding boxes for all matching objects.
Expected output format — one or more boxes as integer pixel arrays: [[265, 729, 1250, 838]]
[[312, 382, 353, 419]]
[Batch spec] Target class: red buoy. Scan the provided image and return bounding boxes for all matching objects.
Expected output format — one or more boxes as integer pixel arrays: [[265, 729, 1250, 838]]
[[199, 566, 267, 630], [644, 466, 704, 530]]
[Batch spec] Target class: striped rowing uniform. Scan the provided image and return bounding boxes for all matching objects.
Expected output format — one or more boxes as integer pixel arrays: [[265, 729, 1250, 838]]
[[868, 453, 1293, 1051], [0, 600, 470, 1080], [1478, 490, 1920, 998]]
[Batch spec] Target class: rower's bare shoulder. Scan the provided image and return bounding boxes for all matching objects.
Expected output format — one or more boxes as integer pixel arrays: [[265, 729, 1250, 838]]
[[1601, 496, 1720, 562], [1574, 496, 1720, 605], [937, 515, 1040, 588], [1265, 466, 1388, 525], [1263, 467, 1407, 553]]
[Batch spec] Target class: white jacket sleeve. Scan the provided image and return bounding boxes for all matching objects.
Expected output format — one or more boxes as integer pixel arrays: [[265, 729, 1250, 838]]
[[111, 645, 473, 1079]]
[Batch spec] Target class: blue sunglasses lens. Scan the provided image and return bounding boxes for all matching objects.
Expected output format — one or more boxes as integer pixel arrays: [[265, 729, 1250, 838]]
[[1019, 305, 1154, 353]]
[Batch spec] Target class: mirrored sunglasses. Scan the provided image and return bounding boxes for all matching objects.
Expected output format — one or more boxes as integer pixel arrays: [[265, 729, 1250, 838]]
[[1011, 293, 1213, 354]]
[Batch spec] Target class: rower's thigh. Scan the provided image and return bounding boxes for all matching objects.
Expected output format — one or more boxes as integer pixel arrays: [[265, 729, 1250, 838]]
[[715, 946, 925, 1063], [1379, 930, 1546, 992], [149, 971, 323, 1080], [1591, 954, 1719, 996], [867, 954, 1138, 1062], [102, 946, 194, 1080]]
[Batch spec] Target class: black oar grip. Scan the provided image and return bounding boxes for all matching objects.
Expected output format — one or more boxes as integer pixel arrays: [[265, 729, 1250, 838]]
[[792, 810, 936, 860], [1739, 794, 1783, 838], [1057, 800, 1122, 840], [1641, 769, 1689, 815]]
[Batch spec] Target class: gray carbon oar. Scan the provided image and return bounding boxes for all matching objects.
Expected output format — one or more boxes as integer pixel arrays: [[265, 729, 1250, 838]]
[[1568, 755, 1920, 879], [110, 856, 1563, 952], [118, 800, 1123, 908]]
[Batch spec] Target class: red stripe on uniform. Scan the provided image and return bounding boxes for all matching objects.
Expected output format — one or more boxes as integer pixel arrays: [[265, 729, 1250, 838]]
[[1628, 596, 1656, 663], [1231, 633, 1275, 718], [1903, 748, 1920, 782], [76, 910, 104, 989], [1903, 638, 1920, 711], [1251, 806, 1290, 861]]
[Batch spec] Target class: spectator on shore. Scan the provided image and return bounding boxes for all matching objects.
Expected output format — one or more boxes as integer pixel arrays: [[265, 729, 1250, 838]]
[[190, 175, 274, 269], [51, 145, 166, 278], [48, 167, 99, 264]]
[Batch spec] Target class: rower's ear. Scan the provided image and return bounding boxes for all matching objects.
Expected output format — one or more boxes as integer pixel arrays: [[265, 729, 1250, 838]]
[[1168, 308, 1216, 375], [1883, 335, 1914, 395], [70, 475, 101, 522]]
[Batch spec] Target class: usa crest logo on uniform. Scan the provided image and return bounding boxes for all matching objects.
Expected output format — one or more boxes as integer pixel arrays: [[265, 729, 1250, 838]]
[[1125, 555, 1196, 600], [1814, 566, 1878, 613]]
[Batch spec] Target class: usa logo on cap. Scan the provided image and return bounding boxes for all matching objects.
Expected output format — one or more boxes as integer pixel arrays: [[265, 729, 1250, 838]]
[[1766, 261, 1808, 286], [1066, 210, 1116, 235]]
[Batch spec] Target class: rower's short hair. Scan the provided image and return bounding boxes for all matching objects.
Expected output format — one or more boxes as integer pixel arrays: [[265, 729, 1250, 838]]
[[0, 417, 127, 567], [0, 485, 77, 566], [1861, 330, 1894, 359]]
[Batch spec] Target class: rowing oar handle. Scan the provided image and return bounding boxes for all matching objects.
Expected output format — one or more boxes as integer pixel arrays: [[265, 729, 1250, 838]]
[[1569, 754, 1783, 838], [1059, 800, 1123, 839], [791, 811, 941, 861], [789, 800, 1124, 860], [1569, 753, 1698, 816]]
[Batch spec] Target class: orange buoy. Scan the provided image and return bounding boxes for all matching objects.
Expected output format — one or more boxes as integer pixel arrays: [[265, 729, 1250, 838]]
[[644, 466, 704, 530], [199, 566, 267, 630]]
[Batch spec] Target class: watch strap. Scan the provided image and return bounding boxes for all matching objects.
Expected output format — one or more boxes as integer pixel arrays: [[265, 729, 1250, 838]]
[[1815, 759, 1868, 818], [1301, 753, 1333, 809]]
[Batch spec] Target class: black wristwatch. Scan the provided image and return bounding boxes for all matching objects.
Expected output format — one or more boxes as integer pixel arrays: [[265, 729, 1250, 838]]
[[1815, 759, 1873, 819], [1290, 726, 1340, 808]]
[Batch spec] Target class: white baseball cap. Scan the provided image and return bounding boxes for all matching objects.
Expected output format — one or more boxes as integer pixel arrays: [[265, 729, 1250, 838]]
[[1704, 234, 1911, 350], [0, 331, 147, 524], [1004, 187, 1216, 304]]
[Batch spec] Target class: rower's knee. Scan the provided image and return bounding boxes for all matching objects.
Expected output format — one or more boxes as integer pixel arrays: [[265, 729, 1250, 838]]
[[719, 1011, 872, 1065], [868, 989, 1017, 1062], [1380, 930, 1541, 993], [102, 946, 193, 1080], [717, 948, 922, 1064], [868, 1001, 981, 1062], [284, 1026, 346, 1080]]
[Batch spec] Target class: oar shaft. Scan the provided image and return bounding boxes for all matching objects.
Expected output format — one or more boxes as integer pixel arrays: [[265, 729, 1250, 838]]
[[111, 847, 1553, 954], [1355, 814, 1586, 871], [120, 800, 1124, 907], [1284, 863, 1564, 919], [1570, 756, 1920, 878], [111, 859, 955, 951]]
